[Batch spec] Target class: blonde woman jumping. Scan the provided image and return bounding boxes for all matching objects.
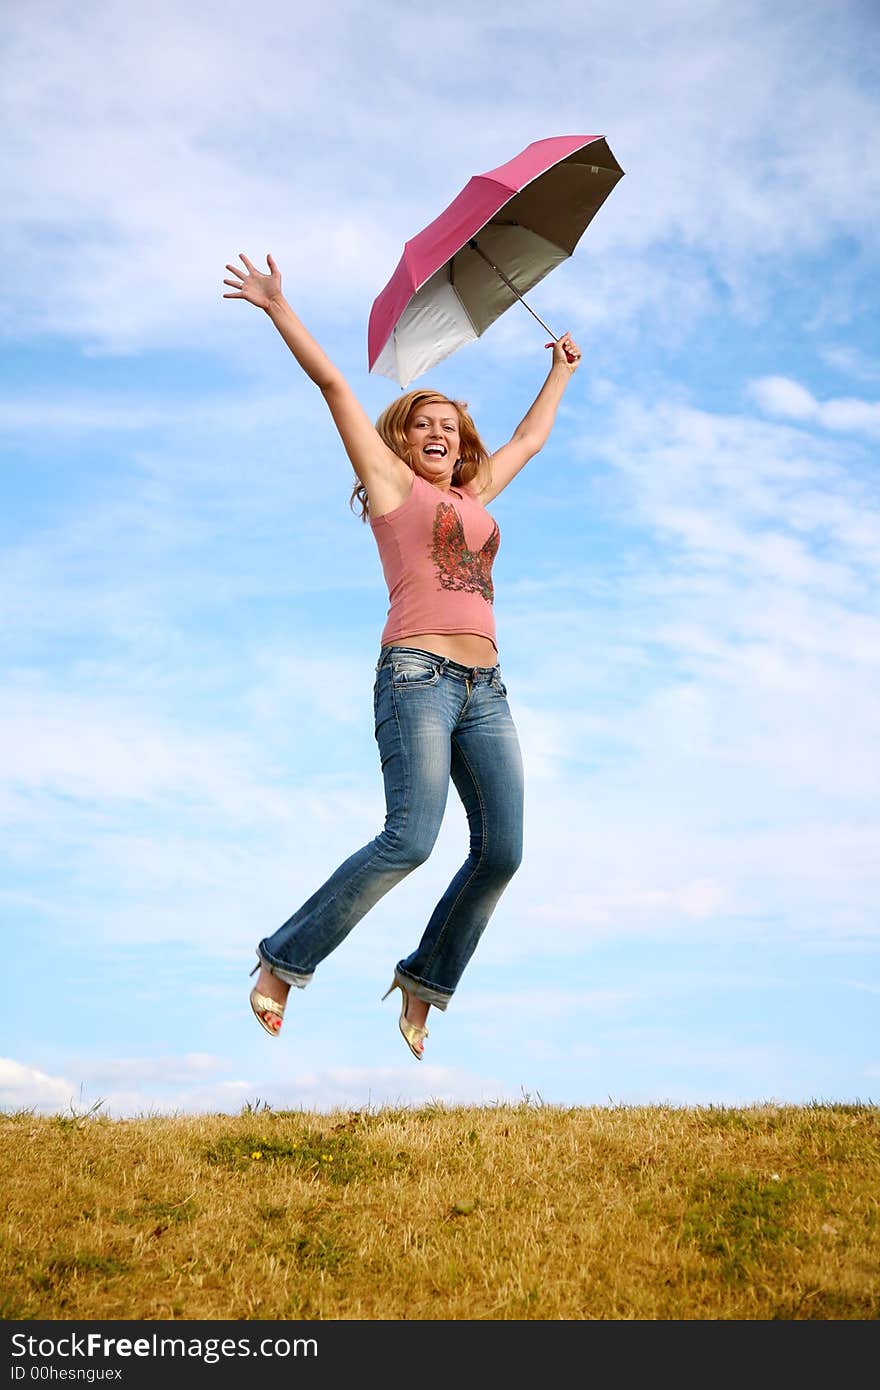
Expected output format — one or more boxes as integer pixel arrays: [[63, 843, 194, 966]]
[[223, 252, 581, 1059]]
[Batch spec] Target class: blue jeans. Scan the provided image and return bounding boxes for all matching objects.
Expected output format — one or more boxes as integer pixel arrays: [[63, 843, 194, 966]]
[[257, 645, 525, 1009]]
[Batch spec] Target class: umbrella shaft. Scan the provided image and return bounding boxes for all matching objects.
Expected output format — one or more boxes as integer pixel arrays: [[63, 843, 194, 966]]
[[468, 239, 558, 341]]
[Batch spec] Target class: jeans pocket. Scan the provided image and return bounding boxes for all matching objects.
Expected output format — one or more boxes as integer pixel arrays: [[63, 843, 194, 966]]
[[491, 674, 508, 698], [391, 655, 442, 686]]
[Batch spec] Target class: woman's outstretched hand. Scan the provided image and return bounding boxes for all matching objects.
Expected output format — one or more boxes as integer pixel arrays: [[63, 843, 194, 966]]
[[545, 331, 583, 374], [223, 253, 283, 310]]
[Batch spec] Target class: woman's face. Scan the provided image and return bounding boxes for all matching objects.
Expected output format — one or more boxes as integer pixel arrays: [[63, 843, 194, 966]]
[[404, 402, 461, 487]]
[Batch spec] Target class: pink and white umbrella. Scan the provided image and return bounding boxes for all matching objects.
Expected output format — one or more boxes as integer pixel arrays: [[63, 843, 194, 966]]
[[368, 134, 624, 388]]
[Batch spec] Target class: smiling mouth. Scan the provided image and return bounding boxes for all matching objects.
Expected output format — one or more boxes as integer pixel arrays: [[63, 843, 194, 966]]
[[423, 446, 447, 457]]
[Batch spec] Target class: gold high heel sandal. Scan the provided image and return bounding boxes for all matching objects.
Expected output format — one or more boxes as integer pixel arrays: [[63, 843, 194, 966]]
[[249, 961, 286, 1037], [382, 977, 428, 1060]]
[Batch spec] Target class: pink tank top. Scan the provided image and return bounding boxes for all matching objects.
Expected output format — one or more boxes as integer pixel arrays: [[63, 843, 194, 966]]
[[370, 471, 501, 653]]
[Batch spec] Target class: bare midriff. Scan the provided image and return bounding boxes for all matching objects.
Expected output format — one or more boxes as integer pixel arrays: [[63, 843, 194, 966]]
[[393, 632, 499, 667]]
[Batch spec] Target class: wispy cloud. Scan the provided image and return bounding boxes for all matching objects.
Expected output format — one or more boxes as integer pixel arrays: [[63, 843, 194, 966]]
[[0, 1058, 78, 1112], [4, 1052, 521, 1117], [820, 344, 880, 385], [4, 1, 878, 353], [749, 376, 880, 437]]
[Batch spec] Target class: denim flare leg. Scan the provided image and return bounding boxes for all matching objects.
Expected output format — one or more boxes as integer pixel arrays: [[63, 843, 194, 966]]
[[257, 645, 524, 1010]]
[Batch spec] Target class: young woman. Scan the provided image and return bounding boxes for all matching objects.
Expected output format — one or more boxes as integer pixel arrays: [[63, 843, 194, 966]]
[[223, 252, 581, 1059]]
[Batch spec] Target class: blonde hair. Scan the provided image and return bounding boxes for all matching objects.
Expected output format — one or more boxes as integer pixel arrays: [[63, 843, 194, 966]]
[[349, 389, 491, 522]]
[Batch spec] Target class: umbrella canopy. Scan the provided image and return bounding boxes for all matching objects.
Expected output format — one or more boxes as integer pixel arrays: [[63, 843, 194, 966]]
[[368, 134, 624, 388]]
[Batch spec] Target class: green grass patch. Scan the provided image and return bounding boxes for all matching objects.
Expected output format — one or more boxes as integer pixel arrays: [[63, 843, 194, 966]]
[[203, 1129, 405, 1185], [683, 1172, 800, 1277]]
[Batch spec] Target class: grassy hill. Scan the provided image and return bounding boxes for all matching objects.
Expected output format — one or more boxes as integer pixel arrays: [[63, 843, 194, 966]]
[[2, 1101, 877, 1320]]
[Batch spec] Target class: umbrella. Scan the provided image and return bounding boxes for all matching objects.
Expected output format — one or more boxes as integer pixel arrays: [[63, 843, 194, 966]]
[[367, 133, 624, 388]]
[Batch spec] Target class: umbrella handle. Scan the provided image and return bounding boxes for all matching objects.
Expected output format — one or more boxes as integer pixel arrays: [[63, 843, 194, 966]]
[[467, 239, 559, 342]]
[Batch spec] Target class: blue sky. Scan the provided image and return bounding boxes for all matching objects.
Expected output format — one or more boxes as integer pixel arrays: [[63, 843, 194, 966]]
[[2, 0, 878, 1117]]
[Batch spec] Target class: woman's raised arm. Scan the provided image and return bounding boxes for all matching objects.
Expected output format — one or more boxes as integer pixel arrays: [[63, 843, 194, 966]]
[[223, 253, 402, 488], [477, 332, 582, 504]]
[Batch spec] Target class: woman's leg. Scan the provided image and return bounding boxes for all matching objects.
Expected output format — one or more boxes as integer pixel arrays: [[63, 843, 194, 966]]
[[394, 670, 524, 1009], [255, 652, 457, 991]]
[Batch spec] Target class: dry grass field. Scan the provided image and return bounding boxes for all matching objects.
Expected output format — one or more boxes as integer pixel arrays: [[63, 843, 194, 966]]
[[2, 1100, 877, 1321]]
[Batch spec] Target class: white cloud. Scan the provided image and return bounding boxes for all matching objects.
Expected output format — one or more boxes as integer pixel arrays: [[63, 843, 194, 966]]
[[16, 1058, 523, 1117], [65, 1053, 223, 1084], [0, 683, 290, 818], [0, 1058, 78, 1112], [3, 1, 878, 353], [748, 376, 817, 421], [750, 376, 880, 437]]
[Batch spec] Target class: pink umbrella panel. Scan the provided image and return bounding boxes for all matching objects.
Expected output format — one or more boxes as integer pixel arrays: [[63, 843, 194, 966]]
[[368, 134, 624, 388]]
